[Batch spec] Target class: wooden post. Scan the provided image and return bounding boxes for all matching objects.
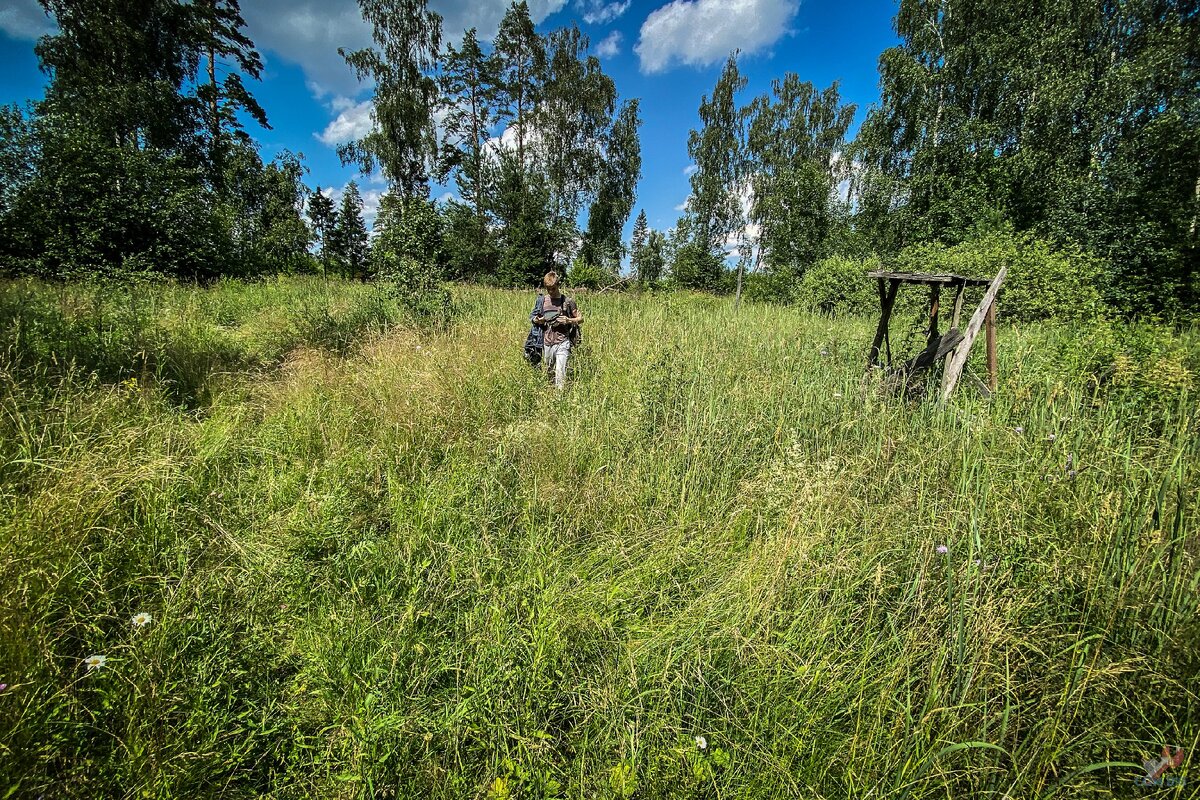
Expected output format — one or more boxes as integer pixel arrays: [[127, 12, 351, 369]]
[[985, 299, 998, 392], [950, 283, 965, 330], [940, 267, 1007, 402], [867, 278, 900, 369], [928, 284, 941, 341]]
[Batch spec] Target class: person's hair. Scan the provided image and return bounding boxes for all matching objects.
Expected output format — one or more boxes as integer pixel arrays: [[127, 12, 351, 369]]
[[543, 271, 560, 289]]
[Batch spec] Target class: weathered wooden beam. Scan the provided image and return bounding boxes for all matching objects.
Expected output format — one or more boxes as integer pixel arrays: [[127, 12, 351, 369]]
[[866, 271, 991, 286], [965, 371, 993, 399], [928, 284, 941, 342], [939, 267, 1007, 402], [950, 284, 965, 330], [867, 278, 900, 369], [899, 328, 964, 377], [985, 301, 998, 391]]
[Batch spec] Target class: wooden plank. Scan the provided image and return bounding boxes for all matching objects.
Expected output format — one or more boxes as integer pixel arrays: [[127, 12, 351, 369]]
[[867, 278, 900, 369], [965, 370, 993, 399], [899, 328, 963, 377], [928, 284, 941, 341], [951, 284, 965, 330], [985, 300, 998, 391], [866, 271, 991, 286], [939, 267, 1007, 402]]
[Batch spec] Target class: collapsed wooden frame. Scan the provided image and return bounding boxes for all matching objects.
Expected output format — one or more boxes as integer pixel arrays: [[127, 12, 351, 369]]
[[865, 268, 1007, 401]]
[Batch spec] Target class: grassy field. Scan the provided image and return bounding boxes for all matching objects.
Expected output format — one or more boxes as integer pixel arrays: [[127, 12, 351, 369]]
[[1, 276, 1197, 799]]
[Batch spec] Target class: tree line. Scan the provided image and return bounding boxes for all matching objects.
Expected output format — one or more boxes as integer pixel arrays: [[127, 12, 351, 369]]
[[0, 0, 641, 290], [670, 0, 1198, 314], [0, 0, 1195, 316]]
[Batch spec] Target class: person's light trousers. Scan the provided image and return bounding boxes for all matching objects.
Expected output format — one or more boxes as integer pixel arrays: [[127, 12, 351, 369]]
[[543, 339, 571, 387]]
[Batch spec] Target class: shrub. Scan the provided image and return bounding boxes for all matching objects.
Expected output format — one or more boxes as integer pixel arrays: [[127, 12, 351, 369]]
[[794, 254, 882, 315], [894, 229, 1108, 322], [372, 252, 451, 327], [567, 258, 617, 290]]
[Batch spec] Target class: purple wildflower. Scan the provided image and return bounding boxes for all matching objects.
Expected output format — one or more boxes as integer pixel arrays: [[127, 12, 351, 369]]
[[936, 545, 948, 554], [1014, 426, 1024, 434]]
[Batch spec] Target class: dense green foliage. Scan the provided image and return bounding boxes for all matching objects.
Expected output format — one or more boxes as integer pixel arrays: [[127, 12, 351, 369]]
[[338, 0, 441, 195], [3, 0, 1195, 318], [1, 278, 1196, 798], [853, 0, 1199, 314], [0, 0, 313, 281], [895, 230, 1108, 323]]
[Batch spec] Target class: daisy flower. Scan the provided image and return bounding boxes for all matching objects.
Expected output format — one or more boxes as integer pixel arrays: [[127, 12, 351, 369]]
[[84, 655, 107, 672]]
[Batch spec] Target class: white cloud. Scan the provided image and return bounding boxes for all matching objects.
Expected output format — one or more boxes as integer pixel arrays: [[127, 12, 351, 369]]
[[317, 97, 375, 146], [579, 0, 631, 25], [241, 0, 567, 97], [674, 198, 689, 212], [683, 164, 698, 176], [241, 1, 373, 97], [635, 0, 799, 74], [595, 30, 622, 58], [0, 0, 53, 40]]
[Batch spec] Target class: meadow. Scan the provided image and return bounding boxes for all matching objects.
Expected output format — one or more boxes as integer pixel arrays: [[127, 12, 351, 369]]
[[0, 276, 1197, 799]]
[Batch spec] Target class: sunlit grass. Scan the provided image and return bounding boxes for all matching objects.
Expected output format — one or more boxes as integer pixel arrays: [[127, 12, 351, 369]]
[[0, 278, 1196, 798]]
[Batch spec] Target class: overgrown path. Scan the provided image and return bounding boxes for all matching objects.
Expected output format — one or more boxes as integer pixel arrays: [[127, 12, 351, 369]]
[[1, 280, 1197, 799]]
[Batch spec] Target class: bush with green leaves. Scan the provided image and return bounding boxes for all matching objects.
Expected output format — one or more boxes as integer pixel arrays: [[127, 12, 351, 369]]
[[567, 258, 616, 290], [371, 197, 452, 325], [793, 254, 882, 315], [894, 230, 1108, 322]]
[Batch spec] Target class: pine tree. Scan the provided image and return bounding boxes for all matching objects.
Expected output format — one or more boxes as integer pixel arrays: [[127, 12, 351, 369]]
[[438, 27, 501, 273], [330, 182, 369, 278], [191, 0, 269, 184], [494, 1, 546, 176], [308, 187, 337, 278], [630, 209, 648, 282]]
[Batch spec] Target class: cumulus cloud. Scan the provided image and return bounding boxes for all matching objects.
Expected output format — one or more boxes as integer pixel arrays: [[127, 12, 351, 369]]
[[683, 164, 698, 176], [241, 0, 567, 96], [578, 0, 631, 25], [595, 31, 622, 58], [635, 0, 799, 74], [316, 97, 375, 146], [241, 1, 372, 97], [0, 0, 53, 40]]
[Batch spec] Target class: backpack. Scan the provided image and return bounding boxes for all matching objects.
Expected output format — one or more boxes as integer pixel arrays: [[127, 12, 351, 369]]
[[523, 295, 545, 365]]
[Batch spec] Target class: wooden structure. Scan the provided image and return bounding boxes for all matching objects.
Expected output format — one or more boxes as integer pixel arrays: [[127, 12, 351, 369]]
[[865, 268, 1006, 400]]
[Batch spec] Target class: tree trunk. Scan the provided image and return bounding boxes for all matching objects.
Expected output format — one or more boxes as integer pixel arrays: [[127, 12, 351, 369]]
[[1191, 169, 1200, 238]]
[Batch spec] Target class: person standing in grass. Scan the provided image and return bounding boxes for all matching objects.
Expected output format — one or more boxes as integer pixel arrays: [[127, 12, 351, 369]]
[[531, 270, 582, 388]]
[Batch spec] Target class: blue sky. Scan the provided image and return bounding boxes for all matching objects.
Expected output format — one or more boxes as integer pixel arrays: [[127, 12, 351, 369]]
[[0, 0, 900, 243]]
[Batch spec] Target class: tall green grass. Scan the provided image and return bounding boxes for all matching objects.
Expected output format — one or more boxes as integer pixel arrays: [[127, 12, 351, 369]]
[[1, 278, 1196, 798]]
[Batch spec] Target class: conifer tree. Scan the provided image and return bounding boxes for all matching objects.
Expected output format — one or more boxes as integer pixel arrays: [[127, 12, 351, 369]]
[[330, 182, 369, 278], [308, 187, 337, 278]]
